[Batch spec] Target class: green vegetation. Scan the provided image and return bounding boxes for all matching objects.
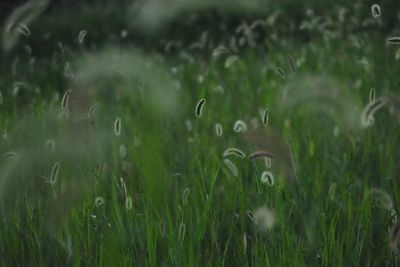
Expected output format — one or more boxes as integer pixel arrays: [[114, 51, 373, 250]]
[[1, 0, 400, 266]]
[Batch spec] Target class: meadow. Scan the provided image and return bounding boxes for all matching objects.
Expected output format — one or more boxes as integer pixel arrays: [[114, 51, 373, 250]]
[[1, 0, 400, 266]]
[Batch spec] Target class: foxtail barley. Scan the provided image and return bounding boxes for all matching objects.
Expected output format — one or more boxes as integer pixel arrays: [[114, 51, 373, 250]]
[[215, 123, 223, 136], [120, 29, 128, 39], [225, 55, 239, 68], [361, 97, 388, 127], [114, 117, 122, 136], [2, 0, 50, 51], [233, 120, 247, 133], [12, 81, 30, 97], [182, 187, 190, 206], [16, 23, 30, 36], [2, 151, 17, 160], [125, 197, 132, 210], [78, 30, 87, 44], [263, 108, 269, 126], [185, 119, 193, 131], [391, 209, 398, 224], [223, 148, 246, 159], [246, 210, 256, 224], [368, 188, 393, 210], [87, 103, 98, 118], [195, 98, 206, 118], [250, 19, 267, 29], [224, 158, 239, 177], [25, 44, 32, 54], [369, 88, 376, 103], [61, 89, 71, 110], [49, 161, 60, 185], [288, 56, 297, 72], [333, 126, 340, 137], [114, 176, 127, 197], [212, 46, 229, 58], [119, 144, 127, 158], [178, 223, 186, 243], [275, 67, 286, 80], [260, 170, 274, 186], [264, 157, 272, 168], [387, 37, 400, 45], [214, 85, 224, 94], [396, 48, 400, 60], [120, 177, 127, 197], [45, 139, 56, 152], [371, 4, 381, 18], [389, 222, 400, 251], [249, 150, 275, 161], [95, 197, 105, 207]]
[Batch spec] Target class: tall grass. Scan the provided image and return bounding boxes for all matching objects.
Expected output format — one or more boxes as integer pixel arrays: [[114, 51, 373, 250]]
[[1, 0, 400, 266]]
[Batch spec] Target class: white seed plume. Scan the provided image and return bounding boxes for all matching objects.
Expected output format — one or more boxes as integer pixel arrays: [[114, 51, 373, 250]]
[[178, 223, 186, 243], [396, 48, 400, 60], [182, 187, 190, 206], [223, 148, 246, 159], [195, 98, 206, 118], [360, 97, 388, 127], [119, 144, 127, 158], [61, 89, 71, 110], [215, 123, 223, 136], [371, 4, 381, 18], [263, 108, 269, 126], [185, 119, 193, 131], [114, 117, 122, 136], [120, 177, 127, 197], [2, 151, 17, 160], [369, 88, 376, 104], [391, 209, 398, 224], [249, 150, 274, 161], [368, 188, 393, 210], [389, 222, 400, 251], [333, 126, 340, 137], [264, 157, 272, 168], [387, 37, 400, 45], [288, 56, 297, 73], [125, 197, 132, 210], [87, 103, 98, 118], [45, 139, 56, 152], [275, 67, 286, 80], [224, 158, 239, 177], [95, 197, 105, 207], [78, 30, 88, 44], [49, 162, 61, 185], [16, 23, 30, 36], [225, 55, 239, 68], [2, 0, 50, 51], [252, 206, 276, 231], [260, 171, 274, 186], [233, 120, 248, 133], [212, 46, 229, 58]]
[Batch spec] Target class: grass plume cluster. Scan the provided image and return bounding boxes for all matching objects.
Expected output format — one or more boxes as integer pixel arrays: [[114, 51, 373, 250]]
[[1, 0, 400, 266]]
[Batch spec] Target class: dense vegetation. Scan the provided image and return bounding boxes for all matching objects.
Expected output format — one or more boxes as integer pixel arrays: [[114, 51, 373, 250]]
[[1, 0, 400, 266]]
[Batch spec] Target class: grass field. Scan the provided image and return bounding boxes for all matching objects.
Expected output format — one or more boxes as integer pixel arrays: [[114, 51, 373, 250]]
[[1, 1, 400, 266]]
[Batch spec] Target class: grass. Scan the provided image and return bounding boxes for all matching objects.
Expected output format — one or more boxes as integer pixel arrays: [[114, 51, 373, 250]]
[[1, 2, 400, 266]]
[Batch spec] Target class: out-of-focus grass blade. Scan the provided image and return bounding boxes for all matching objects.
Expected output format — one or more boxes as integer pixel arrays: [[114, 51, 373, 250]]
[[2, 0, 50, 52]]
